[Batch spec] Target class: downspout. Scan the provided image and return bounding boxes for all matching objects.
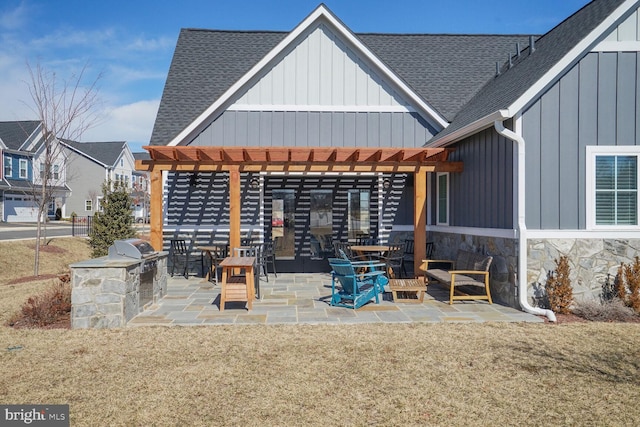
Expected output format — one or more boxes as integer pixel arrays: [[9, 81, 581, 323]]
[[494, 120, 556, 322]]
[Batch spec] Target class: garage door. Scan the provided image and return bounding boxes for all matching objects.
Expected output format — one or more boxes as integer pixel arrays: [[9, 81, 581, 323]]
[[4, 195, 39, 222]]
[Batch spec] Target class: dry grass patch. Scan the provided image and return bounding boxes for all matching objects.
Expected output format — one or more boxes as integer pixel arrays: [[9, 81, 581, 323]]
[[0, 238, 90, 325], [1, 323, 639, 426], [0, 238, 90, 284]]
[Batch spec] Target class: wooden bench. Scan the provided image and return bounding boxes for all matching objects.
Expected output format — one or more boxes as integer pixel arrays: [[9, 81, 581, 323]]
[[388, 279, 426, 303], [423, 250, 493, 305]]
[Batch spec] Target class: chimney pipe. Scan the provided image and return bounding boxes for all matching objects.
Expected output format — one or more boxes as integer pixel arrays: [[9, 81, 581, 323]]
[[529, 35, 536, 54]]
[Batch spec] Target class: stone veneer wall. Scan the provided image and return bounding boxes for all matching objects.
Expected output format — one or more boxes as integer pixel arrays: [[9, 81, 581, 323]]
[[71, 254, 167, 328], [527, 238, 640, 303], [429, 231, 519, 308]]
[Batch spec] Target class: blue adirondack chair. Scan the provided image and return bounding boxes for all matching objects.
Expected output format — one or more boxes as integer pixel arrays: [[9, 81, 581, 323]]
[[328, 258, 388, 309]]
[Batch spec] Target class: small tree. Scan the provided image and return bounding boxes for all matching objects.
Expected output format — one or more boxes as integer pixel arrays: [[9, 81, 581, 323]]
[[545, 255, 573, 314], [89, 180, 136, 257], [24, 61, 101, 275], [614, 256, 640, 314]]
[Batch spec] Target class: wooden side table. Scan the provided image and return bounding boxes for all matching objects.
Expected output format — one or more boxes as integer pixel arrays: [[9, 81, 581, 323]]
[[219, 256, 256, 311], [388, 278, 426, 303]]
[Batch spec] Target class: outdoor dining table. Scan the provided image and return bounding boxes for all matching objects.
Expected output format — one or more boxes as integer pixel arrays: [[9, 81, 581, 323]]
[[218, 256, 256, 311], [197, 244, 228, 283], [350, 245, 390, 259]]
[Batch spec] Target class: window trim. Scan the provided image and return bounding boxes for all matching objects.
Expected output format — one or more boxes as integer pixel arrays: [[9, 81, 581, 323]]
[[19, 159, 27, 179], [4, 156, 12, 178], [436, 172, 449, 226], [586, 146, 640, 230], [85, 199, 93, 212]]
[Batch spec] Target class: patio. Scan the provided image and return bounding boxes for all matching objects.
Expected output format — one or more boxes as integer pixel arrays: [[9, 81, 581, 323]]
[[128, 273, 543, 326]]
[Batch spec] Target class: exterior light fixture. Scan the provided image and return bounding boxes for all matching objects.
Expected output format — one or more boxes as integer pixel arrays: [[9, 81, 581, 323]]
[[383, 178, 391, 190], [250, 177, 260, 189], [189, 173, 198, 188]]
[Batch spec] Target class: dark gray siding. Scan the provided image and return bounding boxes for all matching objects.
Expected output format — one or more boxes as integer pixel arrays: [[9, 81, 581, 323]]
[[165, 172, 260, 228], [522, 51, 640, 230], [446, 127, 514, 229], [189, 111, 437, 147]]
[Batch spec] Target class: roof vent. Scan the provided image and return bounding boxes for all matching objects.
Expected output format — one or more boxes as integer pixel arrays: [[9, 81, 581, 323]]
[[496, 62, 501, 76], [516, 42, 521, 58], [529, 35, 536, 54], [508, 53, 513, 69]]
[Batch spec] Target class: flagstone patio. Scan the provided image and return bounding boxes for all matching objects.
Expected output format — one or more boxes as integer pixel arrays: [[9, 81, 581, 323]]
[[128, 272, 543, 326]]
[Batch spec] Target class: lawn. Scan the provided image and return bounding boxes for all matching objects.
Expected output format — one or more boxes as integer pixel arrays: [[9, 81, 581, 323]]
[[1, 238, 639, 426]]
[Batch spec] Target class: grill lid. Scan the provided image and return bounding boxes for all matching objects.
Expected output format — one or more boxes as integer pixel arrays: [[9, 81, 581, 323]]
[[108, 238, 156, 260]]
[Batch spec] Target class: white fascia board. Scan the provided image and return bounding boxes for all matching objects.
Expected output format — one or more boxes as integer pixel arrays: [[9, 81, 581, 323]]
[[428, 225, 519, 240], [59, 141, 108, 168], [506, 0, 638, 116], [426, 110, 509, 148], [527, 229, 640, 239], [19, 123, 43, 152], [167, 4, 447, 147], [228, 104, 415, 113]]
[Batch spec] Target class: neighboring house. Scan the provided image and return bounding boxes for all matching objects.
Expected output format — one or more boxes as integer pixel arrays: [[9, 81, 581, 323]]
[[132, 152, 151, 222], [61, 140, 135, 217], [144, 0, 640, 317], [0, 120, 70, 222]]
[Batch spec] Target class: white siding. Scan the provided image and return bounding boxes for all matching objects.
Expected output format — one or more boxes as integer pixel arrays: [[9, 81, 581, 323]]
[[230, 23, 411, 110]]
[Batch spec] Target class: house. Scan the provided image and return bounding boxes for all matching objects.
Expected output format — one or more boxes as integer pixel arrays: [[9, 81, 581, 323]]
[[61, 140, 136, 217], [132, 152, 151, 223], [0, 120, 70, 222], [142, 0, 640, 319]]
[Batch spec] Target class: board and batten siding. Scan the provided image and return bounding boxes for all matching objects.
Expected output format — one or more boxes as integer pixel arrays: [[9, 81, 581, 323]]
[[446, 127, 514, 229], [230, 23, 411, 109], [522, 51, 640, 230], [189, 111, 436, 148]]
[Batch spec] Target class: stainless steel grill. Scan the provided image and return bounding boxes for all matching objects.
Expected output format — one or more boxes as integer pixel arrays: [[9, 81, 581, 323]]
[[108, 239, 158, 307]]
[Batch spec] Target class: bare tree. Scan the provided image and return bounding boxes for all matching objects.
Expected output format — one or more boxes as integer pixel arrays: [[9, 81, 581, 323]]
[[25, 61, 102, 276]]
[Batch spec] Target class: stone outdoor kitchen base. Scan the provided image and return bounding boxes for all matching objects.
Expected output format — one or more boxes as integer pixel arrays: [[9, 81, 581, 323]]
[[70, 253, 167, 328]]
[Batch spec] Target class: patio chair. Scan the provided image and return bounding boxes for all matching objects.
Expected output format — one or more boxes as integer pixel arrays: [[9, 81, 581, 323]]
[[402, 238, 415, 277], [169, 239, 199, 279], [259, 240, 277, 280], [333, 241, 353, 259], [234, 244, 261, 299], [328, 258, 388, 309], [380, 242, 406, 279]]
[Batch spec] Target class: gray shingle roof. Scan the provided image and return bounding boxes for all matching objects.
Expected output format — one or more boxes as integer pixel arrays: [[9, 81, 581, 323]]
[[431, 0, 627, 144], [133, 152, 151, 161], [0, 121, 40, 150], [63, 140, 126, 167], [150, 28, 532, 146]]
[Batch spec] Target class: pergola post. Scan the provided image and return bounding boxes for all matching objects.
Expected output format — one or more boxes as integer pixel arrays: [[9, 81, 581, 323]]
[[413, 166, 428, 277], [150, 170, 163, 251], [229, 166, 241, 253]]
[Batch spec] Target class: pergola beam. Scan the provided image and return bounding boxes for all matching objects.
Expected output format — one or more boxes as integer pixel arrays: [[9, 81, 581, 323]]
[[139, 146, 463, 258]]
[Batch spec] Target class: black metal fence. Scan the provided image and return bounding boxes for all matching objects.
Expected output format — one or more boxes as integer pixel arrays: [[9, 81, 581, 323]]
[[72, 216, 93, 237]]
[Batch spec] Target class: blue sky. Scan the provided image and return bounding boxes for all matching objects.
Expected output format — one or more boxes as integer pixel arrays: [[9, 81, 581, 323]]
[[0, 0, 591, 153]]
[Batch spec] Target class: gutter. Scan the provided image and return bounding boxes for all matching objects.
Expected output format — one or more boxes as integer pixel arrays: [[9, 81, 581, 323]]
[[494, 120, 556, 322]]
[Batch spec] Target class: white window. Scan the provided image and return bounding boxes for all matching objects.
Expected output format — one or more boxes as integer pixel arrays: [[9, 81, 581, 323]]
[[19, 159, 27, 178], [85, 200, 93, 211], [53, 164, 59, 180], [587, 146, 639, 228], [4, 156, 12, 177], [97, 196, 103, 212], [436, 172, 449, 226]]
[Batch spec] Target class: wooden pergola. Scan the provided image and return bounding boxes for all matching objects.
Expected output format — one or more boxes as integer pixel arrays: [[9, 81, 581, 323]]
[[136, 146, 463, 274]]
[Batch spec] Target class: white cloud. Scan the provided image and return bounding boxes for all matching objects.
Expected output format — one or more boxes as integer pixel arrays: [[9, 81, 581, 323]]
[[82, 99, 160, 147], [0, 2, 29, 30]]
